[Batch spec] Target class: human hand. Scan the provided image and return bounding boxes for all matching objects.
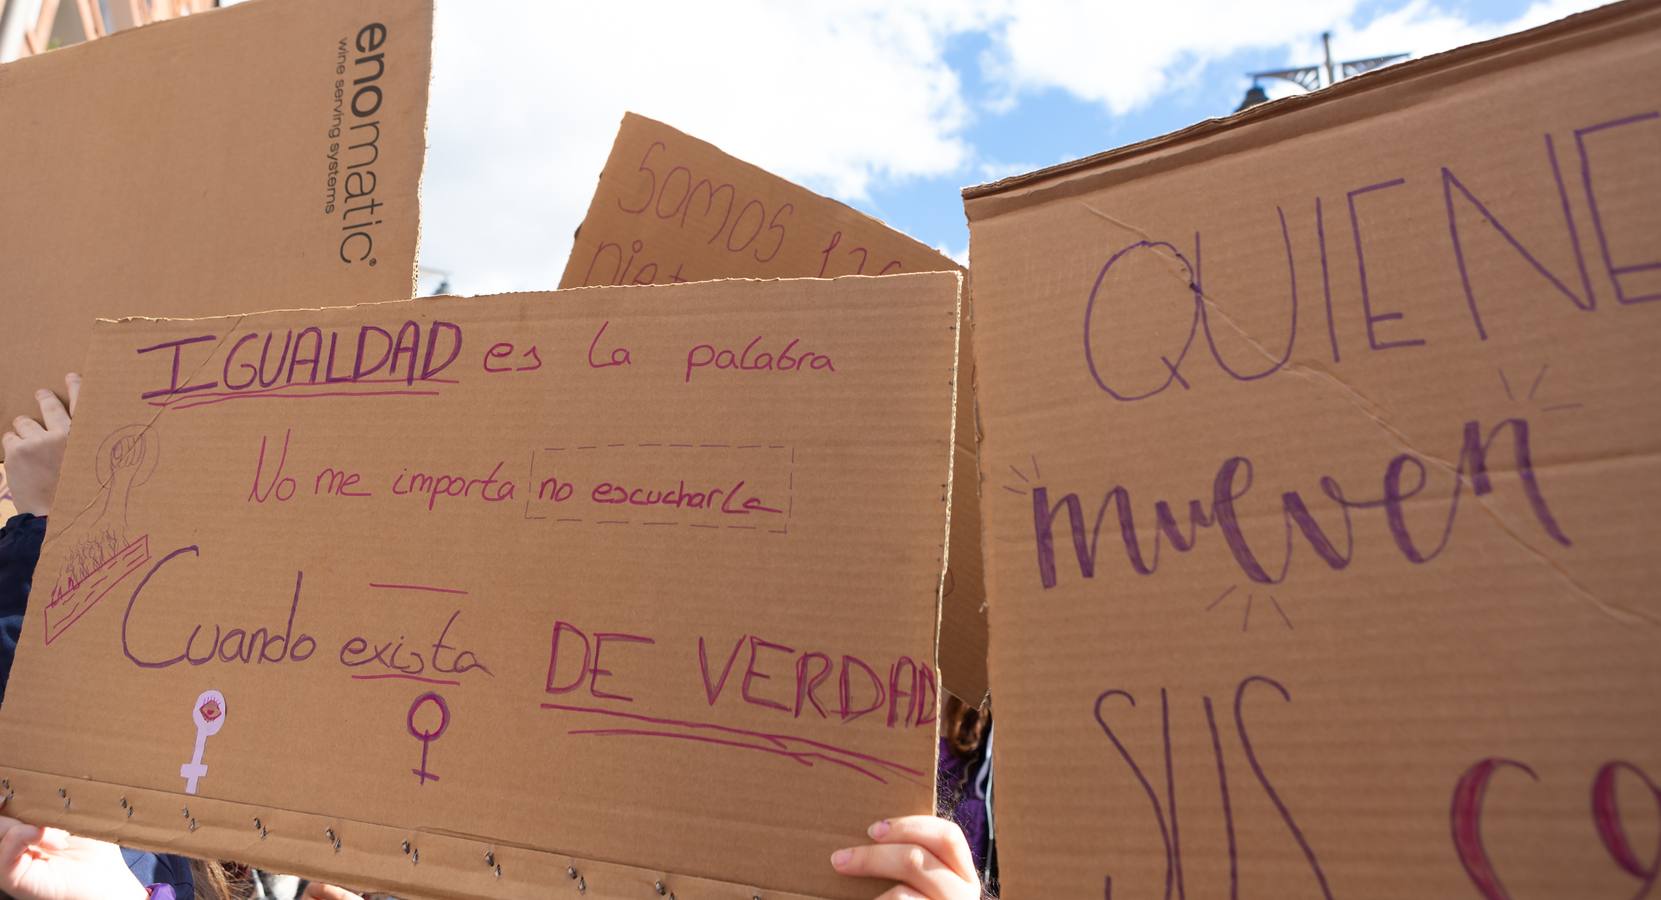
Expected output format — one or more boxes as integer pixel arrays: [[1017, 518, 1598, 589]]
[[2, 374, 81, 516], [0, 814, 147, 900], [831, 815, 982, 899], [301, 883, 365, 900]]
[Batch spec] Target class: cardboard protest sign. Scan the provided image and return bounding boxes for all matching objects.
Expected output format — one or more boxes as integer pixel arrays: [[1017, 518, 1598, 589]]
[[564, 113, 987, 705], [964, 3, 1661, 897], [0, 273, 961, 900], [0, 0, 431, 430]]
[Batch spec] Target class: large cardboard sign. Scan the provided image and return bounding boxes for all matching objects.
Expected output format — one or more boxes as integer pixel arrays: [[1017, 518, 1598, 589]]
[[964, 3, 1661, 897], [0, 274, 961, 900], [564, 113, 987, 704], [0, 0, 430, 429]]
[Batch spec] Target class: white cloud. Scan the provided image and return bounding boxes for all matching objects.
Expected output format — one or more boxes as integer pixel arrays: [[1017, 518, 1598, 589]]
[[976, 159, 1040, 181], [1286, 0, 1611, 74], [418, 0, 991, 294], [977, 0, 1362, 115], [976, 0, 1611, 114], [417, 0, 1617, 293], [935, 243, 970, 267]]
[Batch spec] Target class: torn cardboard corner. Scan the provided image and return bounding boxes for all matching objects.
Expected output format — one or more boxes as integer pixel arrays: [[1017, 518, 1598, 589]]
[[565, 111, 988, 706], [0, 0, 432, 432], [0, 273, 962, 900], [964, 1, 1661, 897], [561, 113, 959, 288]]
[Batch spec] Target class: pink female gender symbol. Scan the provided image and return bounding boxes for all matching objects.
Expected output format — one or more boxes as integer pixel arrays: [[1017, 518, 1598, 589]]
[[406, 692, 450, 786], [180, 690, 226, 795]]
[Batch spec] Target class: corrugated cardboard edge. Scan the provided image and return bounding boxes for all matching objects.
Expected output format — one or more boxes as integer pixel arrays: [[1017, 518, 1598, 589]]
[[409, 0, 437, 300], [0, 766, 824, 900], [936, 271, 966, 710], [961, 0, 1656, 215]]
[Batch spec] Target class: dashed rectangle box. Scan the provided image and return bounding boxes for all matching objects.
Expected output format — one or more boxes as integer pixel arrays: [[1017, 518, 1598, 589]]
[[521, 441, 793, 535]]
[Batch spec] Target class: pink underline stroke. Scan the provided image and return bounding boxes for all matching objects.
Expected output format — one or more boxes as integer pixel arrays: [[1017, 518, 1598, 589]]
[[350, 673, 462, 686], [149, 388, 440, 411], [151, 377, 444, 403], [568, 728, 888, 784], [154, 375, 456, 401], [367, 582, 469, 596], [538, 701, 925, 778]]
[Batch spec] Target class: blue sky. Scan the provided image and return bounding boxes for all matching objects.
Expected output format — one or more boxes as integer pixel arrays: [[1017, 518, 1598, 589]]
[[412, 0, 1606, 293], [856, 0, 1602, 262]]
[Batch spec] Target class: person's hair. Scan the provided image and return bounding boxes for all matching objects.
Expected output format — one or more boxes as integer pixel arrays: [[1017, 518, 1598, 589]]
[[190, 859, 243, 900], [941, 693, 990, 760]]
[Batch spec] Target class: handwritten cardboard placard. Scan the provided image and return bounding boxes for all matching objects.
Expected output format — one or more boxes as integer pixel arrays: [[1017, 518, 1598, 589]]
[[0, 0, 430, 432], [0, 273, 961, 900], [964, 3, 1661, 897], [563, 113, 987, 705]]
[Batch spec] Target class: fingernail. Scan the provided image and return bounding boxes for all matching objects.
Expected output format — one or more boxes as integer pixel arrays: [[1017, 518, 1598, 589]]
[[868, 819, 890, 839], [830, 849, 852, 868]]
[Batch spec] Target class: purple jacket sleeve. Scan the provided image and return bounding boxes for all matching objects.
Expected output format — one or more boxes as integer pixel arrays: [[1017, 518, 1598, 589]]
[[0, 512, 47, 706]]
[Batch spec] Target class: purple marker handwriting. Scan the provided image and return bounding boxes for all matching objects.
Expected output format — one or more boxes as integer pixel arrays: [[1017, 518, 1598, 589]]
[[1451, 757, 1661, 898], [1080, 109, 1659, 403], [406, 692, 449, 786], [1093, 676, 1332, 899], [546, 620, 936, 732], [1028, 417, 1568, 589]]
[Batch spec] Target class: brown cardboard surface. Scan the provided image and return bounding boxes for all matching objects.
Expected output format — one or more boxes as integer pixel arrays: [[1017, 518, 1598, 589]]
[[563, 113, 987, 705], [0, 0, 431, 429], [964, 2, 1661, 897], [0, 273, 961, 900]]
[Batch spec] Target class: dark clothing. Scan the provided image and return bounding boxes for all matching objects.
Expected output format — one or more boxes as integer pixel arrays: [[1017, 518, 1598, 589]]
[[0, 514, 195, 900], [124, 848, 194, 899], [0, 512, 46, 702], [938, 733, 998, 893]]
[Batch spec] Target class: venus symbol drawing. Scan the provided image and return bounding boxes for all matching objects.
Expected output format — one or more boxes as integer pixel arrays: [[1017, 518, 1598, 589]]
[[180, 689, 226, 795]]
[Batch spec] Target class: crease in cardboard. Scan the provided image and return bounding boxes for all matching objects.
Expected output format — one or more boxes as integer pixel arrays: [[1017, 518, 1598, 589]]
[[1070, 197, 1652, 625], [931, 276, 965, 699], [1077, 199, 1158, 244]]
